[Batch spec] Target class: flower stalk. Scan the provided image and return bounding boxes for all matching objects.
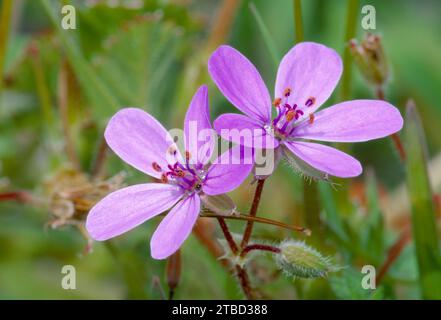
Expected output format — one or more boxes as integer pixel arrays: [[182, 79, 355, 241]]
[[240, 244, 281, 258], [240, 179, 266, 249], [166, 250, 181, 300]]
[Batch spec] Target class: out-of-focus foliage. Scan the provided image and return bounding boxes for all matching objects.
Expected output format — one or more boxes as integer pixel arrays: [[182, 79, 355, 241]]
[[0, 0, 440, 299]]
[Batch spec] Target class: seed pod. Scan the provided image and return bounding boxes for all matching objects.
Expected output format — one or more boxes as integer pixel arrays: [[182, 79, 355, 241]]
[[276, 240, 339, 279]]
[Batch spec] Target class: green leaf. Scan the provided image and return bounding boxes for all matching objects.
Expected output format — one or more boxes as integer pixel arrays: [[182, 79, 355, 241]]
[[318, 181, 350, 244], [359, 170, 384, 264], [330, 268, 384, 300], [248, 2, 280, 68], [40, 0, 120, 124], [405, 100, 441, 299]]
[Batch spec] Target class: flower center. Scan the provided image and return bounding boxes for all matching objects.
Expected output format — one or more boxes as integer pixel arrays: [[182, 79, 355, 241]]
[[151, 149, 205, 194], [270, 88, 316, 139]]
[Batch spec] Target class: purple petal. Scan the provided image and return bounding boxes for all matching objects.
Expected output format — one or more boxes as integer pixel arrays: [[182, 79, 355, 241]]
[[208, 45, 272, 123], [214, 113, 279, 149], [284, 141, 362, 178], [275, 42, 342, 122], [184, 85, 215, 165], [291, 100, 403, 142], [150, 194, 200, 259], [105, 108, 178, 179], [203, 145, 253, 195], [86, 183, 183, 241]]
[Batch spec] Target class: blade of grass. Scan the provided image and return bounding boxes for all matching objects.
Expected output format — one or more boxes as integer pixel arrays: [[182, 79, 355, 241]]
[[293, 0, 304, 43], [0, 0, 13, 92], [405, 100, 441, 299], [339, 0, 359, 101], [248, 2, 279, 67], [291, 0, 322, 236], [333, 0, 360, 219], [39, 0, 120, 123]]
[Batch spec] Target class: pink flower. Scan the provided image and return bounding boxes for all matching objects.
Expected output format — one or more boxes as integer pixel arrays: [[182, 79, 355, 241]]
[[209, 42, 403, 179], [86, 86, 253, 259]]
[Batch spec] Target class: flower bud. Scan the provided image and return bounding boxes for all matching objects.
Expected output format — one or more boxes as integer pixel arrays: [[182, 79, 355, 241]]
[[276, 240, 338, 279], [349, 33, 389, 87]]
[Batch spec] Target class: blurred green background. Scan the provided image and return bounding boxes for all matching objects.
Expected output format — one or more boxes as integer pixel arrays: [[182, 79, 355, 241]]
[[0, 0, 440, 299]]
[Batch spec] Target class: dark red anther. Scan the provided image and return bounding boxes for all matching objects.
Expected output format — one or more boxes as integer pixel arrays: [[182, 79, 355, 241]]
[[152, 162, 162, 172], [305, 97, 316, 107], [284, 88, 291, 97], [161, 173, 168, 183], [309, 113, 315, 124]]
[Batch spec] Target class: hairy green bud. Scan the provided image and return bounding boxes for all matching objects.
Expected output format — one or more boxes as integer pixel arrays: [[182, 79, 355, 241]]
[[276, 240, 339, 279]]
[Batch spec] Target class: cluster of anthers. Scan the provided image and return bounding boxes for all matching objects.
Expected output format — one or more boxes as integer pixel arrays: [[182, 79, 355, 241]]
[[152, 148, 205, 194], [268, 88, 316, 139]]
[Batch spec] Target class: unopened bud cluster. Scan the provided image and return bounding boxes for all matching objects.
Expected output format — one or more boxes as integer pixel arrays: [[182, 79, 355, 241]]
[[350, 33, 389, 87]]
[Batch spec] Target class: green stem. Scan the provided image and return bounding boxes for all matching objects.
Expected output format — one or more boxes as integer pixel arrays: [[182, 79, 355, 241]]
[[293, 0, 304, 43], [249, 2, 279, 67], [405, 100, 441, 299], [339, 0, 359, 101], [29, 43, 55, 131], [292, 0, 322, 233], [332, 0, 360, 219], [0, 0, 13, 92]]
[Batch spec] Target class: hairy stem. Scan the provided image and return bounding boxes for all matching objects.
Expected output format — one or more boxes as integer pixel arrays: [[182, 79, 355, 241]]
[[217, 217, 238, 255], [216, 217, 255, 299], [236, 265, 255, 300], [240, 179, 266, 249], [241, 244, 281, 258]]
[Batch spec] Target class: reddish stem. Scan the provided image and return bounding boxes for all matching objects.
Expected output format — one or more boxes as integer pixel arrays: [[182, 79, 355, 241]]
[[0, 191, 33, 203], [216, 217, 256, 299], [166, 250, 181, 300], [376, 86, 406, 162], [241, 244, 281, 258], [240, 179, 266, 249], [217, 217, 239, 255], [235, 265, 255, 300], [376, 227, 412, 284], [91, 136, 108, 179]]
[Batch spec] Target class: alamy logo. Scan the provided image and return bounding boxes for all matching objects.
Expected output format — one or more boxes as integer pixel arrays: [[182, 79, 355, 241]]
[[61, 265, 77, 290], [361, 5, 376, 30], [61, 5, 76, 30], [361, 265, 376, 290]]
